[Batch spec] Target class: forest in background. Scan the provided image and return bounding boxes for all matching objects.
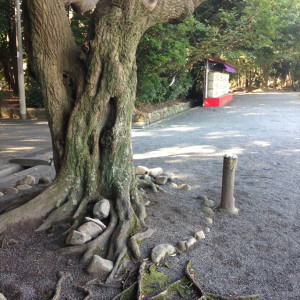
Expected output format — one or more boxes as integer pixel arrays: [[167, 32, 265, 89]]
[[0, 0, 299, 107]]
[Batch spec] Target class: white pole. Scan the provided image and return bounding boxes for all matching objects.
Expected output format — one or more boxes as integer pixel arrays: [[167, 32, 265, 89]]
[[203, 59, 209, 106], [15, 0, 26, 120]]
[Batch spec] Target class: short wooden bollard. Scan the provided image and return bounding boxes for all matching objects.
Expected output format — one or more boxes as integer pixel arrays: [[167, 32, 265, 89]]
[[220, 154, 239, 214]]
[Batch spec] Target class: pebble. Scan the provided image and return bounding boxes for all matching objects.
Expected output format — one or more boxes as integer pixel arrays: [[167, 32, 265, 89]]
[[135, 166, 149, 175], [151, 243, 176, 263], [93, 199, 110, 220], [170, 183, 178, 188], [202, 206, 214, 216], [84, 217, 107, 230], [177, 184, 191, 190], [3, 187, 18, 195], [155, 175, 168, 185], [77, 222, 103, 239], [162, 172, 175, 182], [86, 255, 114, 275], [66, 230, 92, 245], [16, 184, 32, 191], [194, 231, 205, 240], [205, 227, 211, 233], [16, 175, 35, 186], [0, 192, 4, 197], [38, 177, 52, 184], [203, 199, 215, 208], [205, 217, 213, 225], [186, 237, 197, 249], [176, 241, 187, 251], [148, 167, 163, 178]]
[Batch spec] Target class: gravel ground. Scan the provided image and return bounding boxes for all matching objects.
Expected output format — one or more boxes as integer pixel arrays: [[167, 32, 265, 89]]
[[0, 92, 299, 299]]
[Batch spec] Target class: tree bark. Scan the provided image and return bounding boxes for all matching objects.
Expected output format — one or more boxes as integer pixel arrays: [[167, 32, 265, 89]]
[[0, 0, 207, 268]]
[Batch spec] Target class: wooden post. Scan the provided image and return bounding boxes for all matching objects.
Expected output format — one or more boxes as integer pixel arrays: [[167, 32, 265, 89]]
[[220, 154, 239, 214]]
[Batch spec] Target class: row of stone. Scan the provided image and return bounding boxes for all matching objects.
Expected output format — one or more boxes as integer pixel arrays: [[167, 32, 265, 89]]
[[150, 195, 215, 264], [66, 199, 110, 246], [136, 165, 191, 190], [0, 175, 51, 197]]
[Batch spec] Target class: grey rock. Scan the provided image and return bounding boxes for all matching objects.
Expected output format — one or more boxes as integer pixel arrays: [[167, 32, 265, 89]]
[[148, 167, 163, 178], [93, 199, 110, 220], [205, 227, 211, 233], [0, 192, 4, 197], [135, 166, 149, 175], [66, 230, 92, 245], [203, 199, 215, 208], [38, 176, 52, 184], [77, 222, 103, 238], [170, 183, 178, 188], [86, 255, 114, 275], [16, 174, 35, 186], [155, 175, 168, 185], [202, 206, 214, 216], [162, 172, 175, 182], [176, 241, 187, 252], [205, 217, 213, 225], [194, 231, 205, 240], [186, 237, 197, 249], [151, 243, 176, 263], [3, 187, 18, 195], [142, 174, 153, 182], [16, 184, 32, 191], [84, 217, 107, 230]]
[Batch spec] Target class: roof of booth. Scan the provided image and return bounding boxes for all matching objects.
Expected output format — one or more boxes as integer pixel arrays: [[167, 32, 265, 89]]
[[208, 58, 236, 73]]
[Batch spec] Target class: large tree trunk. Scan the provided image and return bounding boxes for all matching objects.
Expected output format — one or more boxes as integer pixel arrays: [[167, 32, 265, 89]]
[[0, 0, 206, 266]]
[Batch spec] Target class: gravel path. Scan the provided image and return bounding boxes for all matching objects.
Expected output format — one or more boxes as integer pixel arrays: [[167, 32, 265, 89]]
[[0, 92, 299, 299], [132, 92, 300, 299]]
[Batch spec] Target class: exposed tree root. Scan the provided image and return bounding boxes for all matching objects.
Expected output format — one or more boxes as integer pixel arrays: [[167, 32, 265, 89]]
[[52, 271, 72, 300], [137, 178, 158, 193], [185, 259, 205, 296], [111, 282, 137, 300], [77, 286, 93, 300], [129, 228, 156, 261], [137, 261, 146, 300], [106, 247, 128, 283]]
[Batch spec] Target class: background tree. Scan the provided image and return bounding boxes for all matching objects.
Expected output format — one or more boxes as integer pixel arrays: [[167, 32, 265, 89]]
[[0, 0, 206, 270]]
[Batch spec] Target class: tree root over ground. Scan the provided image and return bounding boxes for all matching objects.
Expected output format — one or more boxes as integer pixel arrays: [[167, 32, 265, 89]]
[[112, 260, 260, 300]]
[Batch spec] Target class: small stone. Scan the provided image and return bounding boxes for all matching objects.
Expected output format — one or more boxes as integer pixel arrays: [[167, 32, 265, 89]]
[[161, 172, 175, 182], [135, 166, 149, 175], [93, 199, 110, 220], [0, 192, 4, 197], [170, 183, 178, 188], [16, 174, 35, 186], [202, 206, 214, 216], [84, 217, 107, 230], [194, 231, 205, 240], [38, 177, 52, 184], [144, 201, 151, 206], [155, 175, 168, 185], [16, 184, 32, 191], [66, 230, 92, 245], [205, 227, 211, 233], [77, 222, 103, 239], [3, 187, 18, 195], [86, 255, 114, 275], [176, 241, 187, 251], [205, 217, 213, 225], [151, 244, 176, 263], [197, 195, 208, 201], [0, 293, 7, 300], [203, 199, 215, 208], [186, 237, 197, 250], [148, 167, 163, 178], [177, 184, 191, 191]]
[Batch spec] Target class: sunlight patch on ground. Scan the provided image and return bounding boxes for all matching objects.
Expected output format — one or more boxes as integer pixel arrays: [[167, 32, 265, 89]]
[[205, 131, 245, 139], [252, 141, 271, 147], [0, 146, 35, 153]]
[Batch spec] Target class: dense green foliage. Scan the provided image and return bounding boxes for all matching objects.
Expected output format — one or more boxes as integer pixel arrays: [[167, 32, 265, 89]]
[[0, 0, 299, 106]]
